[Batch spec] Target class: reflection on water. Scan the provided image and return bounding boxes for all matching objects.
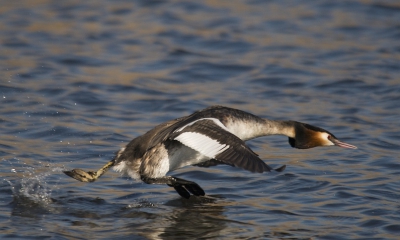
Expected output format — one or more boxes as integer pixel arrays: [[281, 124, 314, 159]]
[[1, 0, 400, 239]]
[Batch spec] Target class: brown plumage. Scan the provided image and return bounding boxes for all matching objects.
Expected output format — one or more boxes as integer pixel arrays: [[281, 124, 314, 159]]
[[64, 106, 357, 199]]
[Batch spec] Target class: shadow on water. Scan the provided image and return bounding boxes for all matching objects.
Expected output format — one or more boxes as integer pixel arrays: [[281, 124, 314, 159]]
[[123, 197, 229, 239]]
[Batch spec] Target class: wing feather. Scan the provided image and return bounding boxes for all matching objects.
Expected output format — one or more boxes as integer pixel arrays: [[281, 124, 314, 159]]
[[169, 118, 273, 173]]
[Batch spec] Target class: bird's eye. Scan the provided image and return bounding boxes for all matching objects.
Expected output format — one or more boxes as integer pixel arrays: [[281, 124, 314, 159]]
[[327, 135, 331, 140]]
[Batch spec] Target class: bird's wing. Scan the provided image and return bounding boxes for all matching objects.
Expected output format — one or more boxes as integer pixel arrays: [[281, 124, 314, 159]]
[[193, 159, 233, 168], [169, 118, 273, 173]]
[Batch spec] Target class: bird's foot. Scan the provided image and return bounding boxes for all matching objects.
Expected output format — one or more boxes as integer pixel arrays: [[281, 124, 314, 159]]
[[63, 169, 97, 182], [168, 178, 205, 199], [64, 160, 114, 183]]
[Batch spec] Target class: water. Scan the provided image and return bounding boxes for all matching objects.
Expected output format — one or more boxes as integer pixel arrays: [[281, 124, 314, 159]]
[[1, 0, 399, 239]]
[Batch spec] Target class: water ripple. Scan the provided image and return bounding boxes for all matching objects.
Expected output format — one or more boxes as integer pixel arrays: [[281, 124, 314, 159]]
[[1, 0, 400, 239]]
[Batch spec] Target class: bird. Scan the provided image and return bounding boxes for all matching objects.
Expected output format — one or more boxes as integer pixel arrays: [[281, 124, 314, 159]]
[[64, 105, 357, 199]]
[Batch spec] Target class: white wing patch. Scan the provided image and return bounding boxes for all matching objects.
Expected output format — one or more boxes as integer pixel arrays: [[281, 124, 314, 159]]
[[174, 132, 229, 158], [174, 118, 230, 133]]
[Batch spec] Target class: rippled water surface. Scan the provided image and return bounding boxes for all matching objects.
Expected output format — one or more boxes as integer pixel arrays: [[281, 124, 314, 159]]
[[1, 0, 400, 239]]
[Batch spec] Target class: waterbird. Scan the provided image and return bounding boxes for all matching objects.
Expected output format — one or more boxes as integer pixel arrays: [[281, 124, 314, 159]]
[[64, 106, 357, 199]]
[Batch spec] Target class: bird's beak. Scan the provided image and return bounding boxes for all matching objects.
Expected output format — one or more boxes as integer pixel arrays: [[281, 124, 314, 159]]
[[331, 138, 357, 149]]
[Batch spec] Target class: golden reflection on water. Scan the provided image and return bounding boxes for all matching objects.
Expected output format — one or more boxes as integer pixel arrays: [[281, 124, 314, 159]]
[[1, 0, 399, 239]]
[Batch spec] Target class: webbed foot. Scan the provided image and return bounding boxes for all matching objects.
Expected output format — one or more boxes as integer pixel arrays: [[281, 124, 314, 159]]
[[64, 169, 97, 182], [142, 176, 205, 199], [64, 160, 115, 183]]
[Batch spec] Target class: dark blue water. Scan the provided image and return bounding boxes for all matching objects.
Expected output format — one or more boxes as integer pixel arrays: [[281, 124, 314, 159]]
[[1, 0, 400, 239]]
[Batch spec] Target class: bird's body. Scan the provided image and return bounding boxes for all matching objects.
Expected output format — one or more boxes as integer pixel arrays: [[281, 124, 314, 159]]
[[64, 106, 356, 199]]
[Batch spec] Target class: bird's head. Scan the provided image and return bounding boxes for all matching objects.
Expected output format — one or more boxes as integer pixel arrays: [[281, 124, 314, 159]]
[[288, 122, 357, 149]]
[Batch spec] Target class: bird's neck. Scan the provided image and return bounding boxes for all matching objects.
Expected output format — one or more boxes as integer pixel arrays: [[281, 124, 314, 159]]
[[224, 118, 296, 141], [263, 120, 296, 138]]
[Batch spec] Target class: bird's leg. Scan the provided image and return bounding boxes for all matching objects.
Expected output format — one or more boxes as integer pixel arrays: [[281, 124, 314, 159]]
[[141, 176, 205, 199], [64, 160, 115, 182]]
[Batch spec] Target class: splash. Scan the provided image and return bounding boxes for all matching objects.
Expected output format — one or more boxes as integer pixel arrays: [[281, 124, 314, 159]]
[[5, 164, 63, 206]]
